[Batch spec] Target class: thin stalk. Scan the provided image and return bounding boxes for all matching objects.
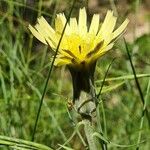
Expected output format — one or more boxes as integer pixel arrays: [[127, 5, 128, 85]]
[[88, 78, 104, 150], [0, 67, 8, 103], [123, 38, 150, 127], [50, 0, 59, 26], [136, 79, 150, 150], [101, 103, 107, 138], [27, 0, 42, 67], [96, 74, 150, 83], [75, 78, 99, 149], [76, 130, 87, 147], [31, 0, 76, 141], [83, 119, 97, 150], [96, 58, 116, 150], [37, 0, 43, 17], [97, 58, 116, 99], [96, 106, 105, 150], [96, 104, 105, 149], [0, 135, 52, 150]]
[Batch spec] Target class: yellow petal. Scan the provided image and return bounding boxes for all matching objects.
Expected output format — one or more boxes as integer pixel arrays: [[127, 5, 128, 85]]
[[34, 24, 56, 47], [70, 18, 78, 33], [54, 58, 71, 66], [35, 24, 47, 38], [28, 24, 47, 44], [105, 43, 114, 51], [55, 14, 65, 33], [91, 43, 114, 61], [55, 13, 70, 35], [103, 16, 117, 44], [38, 16, 58, 44], [78, 7, 87, 35], [38, 16, 55, 34], [104, 16, 117, 36], [89, 14, 100, 35], [97, 10, 113, 36], [112, 19, 129, 39]]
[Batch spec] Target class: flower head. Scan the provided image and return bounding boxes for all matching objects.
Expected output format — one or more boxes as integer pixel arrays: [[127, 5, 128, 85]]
[[29, 8, 129, 69]]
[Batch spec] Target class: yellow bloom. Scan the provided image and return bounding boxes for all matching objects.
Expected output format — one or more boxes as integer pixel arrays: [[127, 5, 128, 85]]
[[29, 7, 129, 68]]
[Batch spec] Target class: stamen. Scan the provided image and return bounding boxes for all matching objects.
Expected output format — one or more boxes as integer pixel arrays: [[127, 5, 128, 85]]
[[59, 56, 78, 64], [71, 58, 78, 64], [79, 45, 81, 54], [59, 56, 72, 60], [86, 40, 104, 58], [62, 49, 77, 59]]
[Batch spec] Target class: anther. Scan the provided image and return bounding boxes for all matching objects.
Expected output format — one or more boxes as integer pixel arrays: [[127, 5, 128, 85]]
[[79, 45, 81, 54]]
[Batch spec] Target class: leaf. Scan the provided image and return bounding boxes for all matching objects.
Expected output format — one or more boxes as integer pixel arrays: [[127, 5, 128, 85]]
[[96, 81, 125, 94], [96, 74, 150, 83], [57, 144, 74, 150], [0, 135, 53, 150], [93, 132, 145, 148]]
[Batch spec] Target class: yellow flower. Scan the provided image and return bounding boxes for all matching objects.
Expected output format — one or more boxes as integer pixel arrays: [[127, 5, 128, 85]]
[[29, 7, 129, 68]]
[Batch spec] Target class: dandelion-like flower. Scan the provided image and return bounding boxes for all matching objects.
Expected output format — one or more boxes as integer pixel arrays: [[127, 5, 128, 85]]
[[29, 8, 129, 145], [29, 8, 129, 104], [29, 8, 129, 68]]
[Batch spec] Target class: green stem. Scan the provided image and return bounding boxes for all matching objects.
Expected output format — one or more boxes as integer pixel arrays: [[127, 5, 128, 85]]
[[71, 75, 98, 149], [31, 0, 76, 141], [101, 102, 107, 138], [83, 119, 97, 150], [136, 79, 150, 150], [96, 59, 115, 150], [0, 135, 52, 150], [124, 38, 150, 127]]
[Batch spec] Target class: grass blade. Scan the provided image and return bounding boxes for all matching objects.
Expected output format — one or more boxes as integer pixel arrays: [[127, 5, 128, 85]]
[[95, 73, 150, 83], [97, 58, 116, 99], [136, 79, 150, 149], [123, 37, 150, 127], [31, 0, 76, 141], [0, 135, 52, 150], [96, 58, 116, 150]]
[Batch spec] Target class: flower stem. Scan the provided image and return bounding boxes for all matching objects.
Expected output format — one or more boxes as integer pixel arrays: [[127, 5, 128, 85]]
[[83, 119, 98, 150]]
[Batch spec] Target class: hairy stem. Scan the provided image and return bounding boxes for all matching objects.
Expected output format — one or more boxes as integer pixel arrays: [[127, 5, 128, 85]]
[[83, 119, 97, 150]]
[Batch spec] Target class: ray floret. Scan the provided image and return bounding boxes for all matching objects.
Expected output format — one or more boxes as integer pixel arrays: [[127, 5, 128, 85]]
[[29, 7, 129, 68]]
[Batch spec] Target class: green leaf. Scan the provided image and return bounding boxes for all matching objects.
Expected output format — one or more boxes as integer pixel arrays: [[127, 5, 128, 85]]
[[96, 74, 150, 83], [96, 81, 125, 94], [0, 135, 53, 150], [58, 144, 74, 150], [93, 132, 145, 148]]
